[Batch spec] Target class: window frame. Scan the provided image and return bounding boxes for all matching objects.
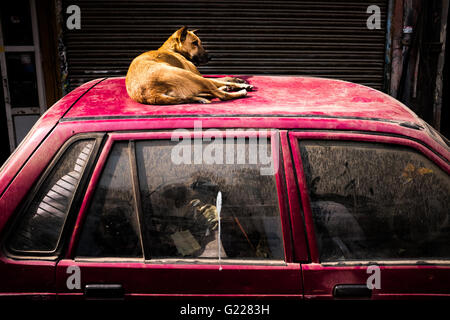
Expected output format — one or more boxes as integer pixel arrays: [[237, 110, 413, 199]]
[[289, 130, 450, 266], [67, 130, 294, 264], [3, 133, 105, 259]]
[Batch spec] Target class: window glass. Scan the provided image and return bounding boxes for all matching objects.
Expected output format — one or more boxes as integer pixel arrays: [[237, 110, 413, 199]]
[[77, 142, 142, 258], [1, 1, 34, 46], [6, 53, 39, 108], [8, 139, 95, 253], [299, 140, 450, 262], [136, 138, 284, 260], [13, 115, 39, 145]]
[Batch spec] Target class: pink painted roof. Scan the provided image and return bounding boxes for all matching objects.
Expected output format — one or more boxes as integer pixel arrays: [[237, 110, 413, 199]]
[[63, 76, 420, 124]]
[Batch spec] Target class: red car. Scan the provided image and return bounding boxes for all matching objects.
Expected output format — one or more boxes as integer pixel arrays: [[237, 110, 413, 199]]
[[0, 76, 449, 301]]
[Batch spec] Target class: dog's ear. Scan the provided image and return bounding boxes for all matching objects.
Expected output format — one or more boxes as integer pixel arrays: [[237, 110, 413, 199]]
[[176, 26, 189, 43], [190, 29, 199, 34]]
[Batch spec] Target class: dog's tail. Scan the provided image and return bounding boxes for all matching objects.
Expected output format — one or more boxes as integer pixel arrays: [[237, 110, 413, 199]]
[[145, 94, 188, 105], [144, 93, 211, 105]]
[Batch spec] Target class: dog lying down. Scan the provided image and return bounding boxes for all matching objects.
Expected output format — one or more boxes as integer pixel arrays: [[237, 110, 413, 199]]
[[125, 26, 253, 105]]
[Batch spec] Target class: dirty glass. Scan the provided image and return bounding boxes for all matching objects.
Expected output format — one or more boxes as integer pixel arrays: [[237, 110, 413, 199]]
[[299, 140, 450, 262], [76, 142, 142, 258], [8, 139, 95, 253], [135, 138, 284, 260]]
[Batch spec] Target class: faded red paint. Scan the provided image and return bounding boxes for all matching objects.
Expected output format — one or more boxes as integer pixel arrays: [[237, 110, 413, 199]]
[[63, 76, 420, 123], [0, 75, 449, 300]]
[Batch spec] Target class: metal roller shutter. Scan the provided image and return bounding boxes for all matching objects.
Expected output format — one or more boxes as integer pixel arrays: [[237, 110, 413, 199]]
[[63, 0, 388, 92]]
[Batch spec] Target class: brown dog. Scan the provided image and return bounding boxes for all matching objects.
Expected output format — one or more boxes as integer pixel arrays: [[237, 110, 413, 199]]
[[125, 26, 253, 105]]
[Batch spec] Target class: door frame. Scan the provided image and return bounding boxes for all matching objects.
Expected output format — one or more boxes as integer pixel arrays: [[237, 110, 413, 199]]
[[289, 130, 450, 299], [56, 129, 304, 299]]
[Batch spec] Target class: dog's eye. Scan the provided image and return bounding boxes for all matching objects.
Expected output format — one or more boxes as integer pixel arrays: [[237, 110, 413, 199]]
[[192, 41, 199, 46]]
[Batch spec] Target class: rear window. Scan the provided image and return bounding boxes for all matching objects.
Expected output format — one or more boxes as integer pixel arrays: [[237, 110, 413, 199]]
[[299, 140, 450, 262]]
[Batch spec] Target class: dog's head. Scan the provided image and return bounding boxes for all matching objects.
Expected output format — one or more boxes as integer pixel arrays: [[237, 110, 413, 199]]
[[172, 26, 210, 66]]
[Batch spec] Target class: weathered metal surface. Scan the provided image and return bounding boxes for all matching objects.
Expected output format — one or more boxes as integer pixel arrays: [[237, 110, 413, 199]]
[[62, 75, 420, 123]]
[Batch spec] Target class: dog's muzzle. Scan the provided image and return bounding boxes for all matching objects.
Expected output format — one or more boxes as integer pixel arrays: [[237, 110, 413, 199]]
[[194, 53, 210, 66]]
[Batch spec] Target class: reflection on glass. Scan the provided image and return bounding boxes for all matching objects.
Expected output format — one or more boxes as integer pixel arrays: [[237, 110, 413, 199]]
[[1, 1, 34, 46], [300, 140, 450, 262], [8, 140, 95, 252], [6, 53, 39, 108], [13, 114, 39, 145], [77, 142, 143, 258], [136, 139, 284, 261]]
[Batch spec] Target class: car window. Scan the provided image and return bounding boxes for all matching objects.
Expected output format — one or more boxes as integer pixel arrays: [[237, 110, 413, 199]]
[[136, 139, 284, 260], [76, 137, 284, 261], [76, 142, 143, 258], [299, 140, 450, 262], [7, 139, 95, 253]]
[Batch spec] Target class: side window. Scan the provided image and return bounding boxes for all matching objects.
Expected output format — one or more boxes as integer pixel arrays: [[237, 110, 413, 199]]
[[136, 139, 284, 260], [76, 142, 143, 258], [8, 139, 95, 253], [299, 140, 450, 262], [76, 137, 284, 261]]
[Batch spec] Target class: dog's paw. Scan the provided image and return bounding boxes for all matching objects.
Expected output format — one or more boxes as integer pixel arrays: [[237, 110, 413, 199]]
[[198, 98, 211, 104], [232, 77, 248, 84], [236, 83, 253, 91], [219, 85, 232, 92], [237, 89, 247, 96]]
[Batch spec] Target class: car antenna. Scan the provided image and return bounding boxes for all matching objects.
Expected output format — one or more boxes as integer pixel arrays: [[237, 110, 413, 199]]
[[216, 191, 222, 271]]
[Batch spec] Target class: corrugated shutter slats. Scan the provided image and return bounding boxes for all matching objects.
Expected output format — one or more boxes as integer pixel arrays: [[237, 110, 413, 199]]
[[63, 0, 388, 91]]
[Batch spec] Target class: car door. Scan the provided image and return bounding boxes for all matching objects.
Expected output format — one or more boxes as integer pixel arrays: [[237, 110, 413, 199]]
[[289, 130, 450, 299], [0, 135, 102, 299], [56, 130, 303, 300]]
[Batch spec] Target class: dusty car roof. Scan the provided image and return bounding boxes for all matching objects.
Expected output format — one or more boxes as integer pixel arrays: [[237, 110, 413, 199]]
[[62, 75, 420, 124]]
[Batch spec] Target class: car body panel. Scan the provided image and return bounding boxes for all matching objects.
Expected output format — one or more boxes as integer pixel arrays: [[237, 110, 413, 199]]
[[0, 255, 55, 297], [56, 260, 303, 299], [0, 75, 448, 299], [302, 264, 450, 299]]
